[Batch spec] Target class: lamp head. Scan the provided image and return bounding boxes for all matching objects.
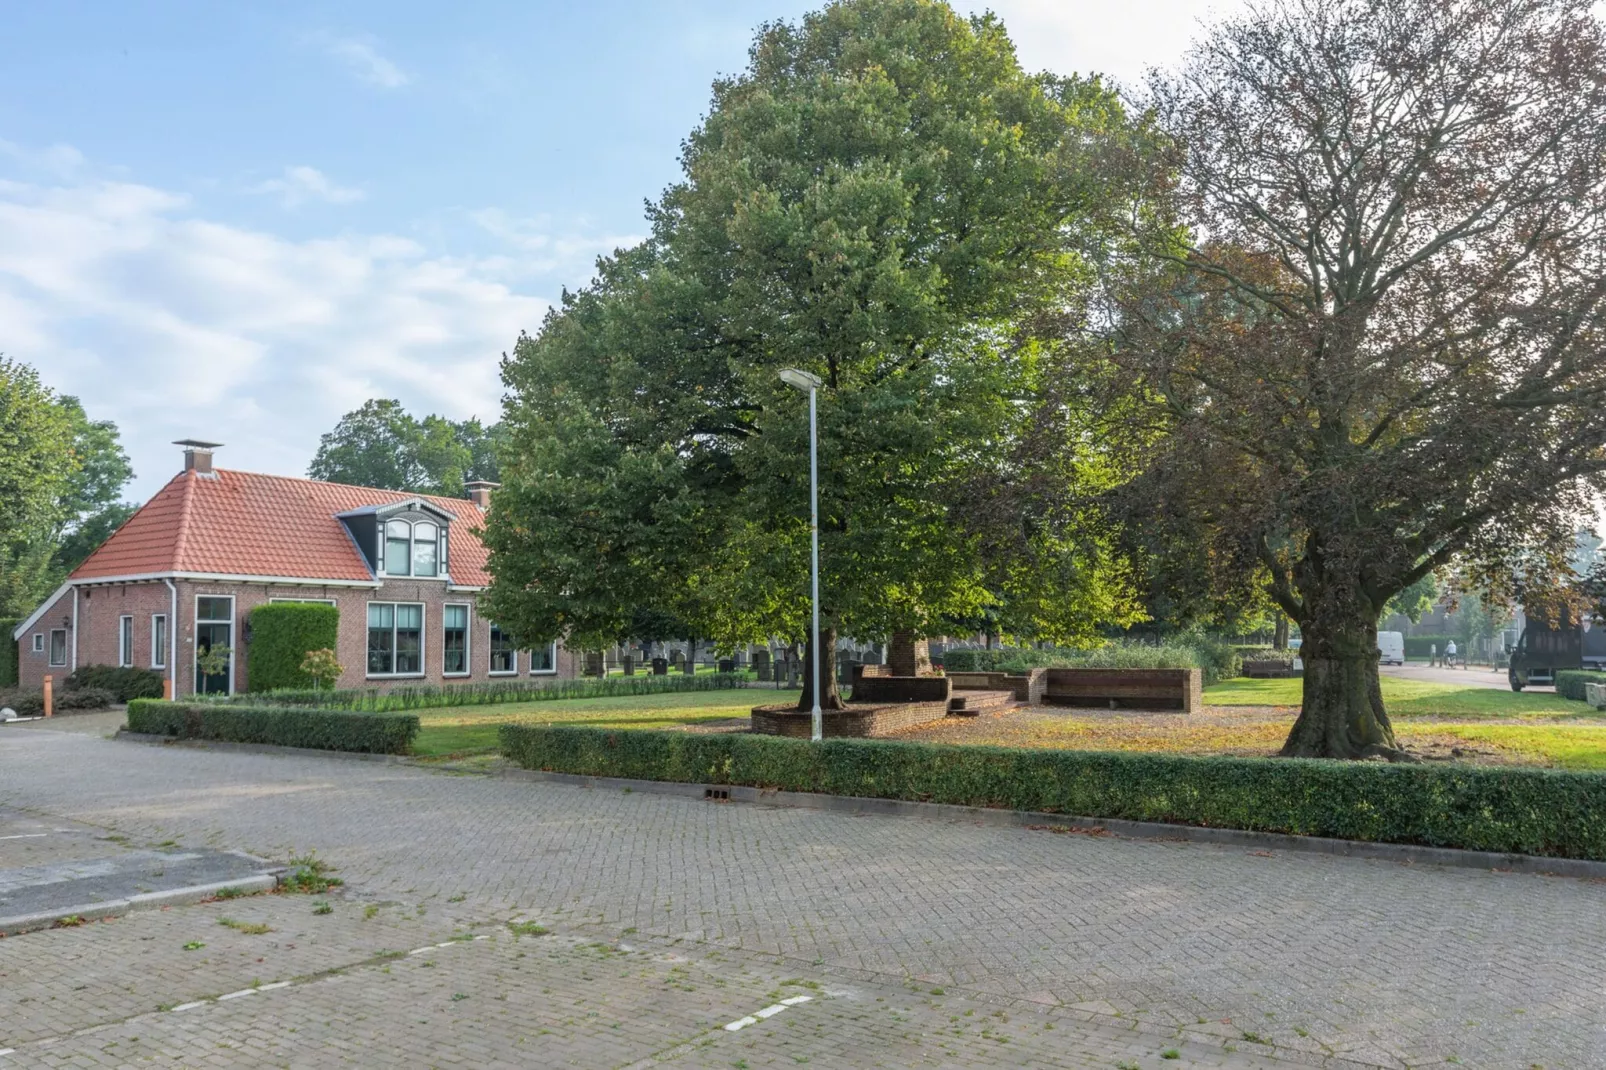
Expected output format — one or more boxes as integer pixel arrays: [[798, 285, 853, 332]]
[[778, 368, 822, 392]]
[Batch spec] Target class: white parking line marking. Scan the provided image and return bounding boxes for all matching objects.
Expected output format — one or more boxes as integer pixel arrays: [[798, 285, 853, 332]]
[[258, 982, 291, 991], [171, 1001, 208, 1012], [724, 995, 811, 1031], [216, 989, 256, 1001], [0, 833, 49, 840]]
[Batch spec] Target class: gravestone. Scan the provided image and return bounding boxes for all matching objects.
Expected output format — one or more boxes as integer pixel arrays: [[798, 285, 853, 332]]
[[718, 658, 736, 673], [584, 651, 604, 677], [621, 656, 635, 676], [752, 649, 771, 681], [652, 657, 668, 675], [683, 654, 696, 675], [670, 650, 686, 672]]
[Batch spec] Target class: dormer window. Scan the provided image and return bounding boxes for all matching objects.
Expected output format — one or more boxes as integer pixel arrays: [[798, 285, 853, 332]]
[[382, 518, 444, 577]]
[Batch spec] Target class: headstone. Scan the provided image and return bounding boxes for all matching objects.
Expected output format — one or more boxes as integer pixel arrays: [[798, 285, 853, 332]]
[[670, 650, 685, 671], [585, 651, 605, 677], [652, 657, 669, 675], [683, 654, 696, 675], [752, 649, 771, 680], [622, 656, 635, 676], [718, 658, 736, 673], [787, 656, 800, 689]]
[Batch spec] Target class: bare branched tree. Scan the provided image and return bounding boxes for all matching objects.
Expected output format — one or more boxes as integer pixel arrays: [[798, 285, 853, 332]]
[[1114, 0, 1606, 759]]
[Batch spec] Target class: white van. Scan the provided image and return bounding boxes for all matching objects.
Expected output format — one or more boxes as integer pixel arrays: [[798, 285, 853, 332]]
[[1377, 631, 1405, 665]]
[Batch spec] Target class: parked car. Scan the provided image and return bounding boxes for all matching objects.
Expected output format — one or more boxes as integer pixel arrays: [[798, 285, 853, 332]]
[[1376, 631, 1405, 666]]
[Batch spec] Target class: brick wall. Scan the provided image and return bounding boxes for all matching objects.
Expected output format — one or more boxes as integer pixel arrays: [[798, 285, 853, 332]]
[[1042, 668, 1201, 713], [848, 675, 951, 705], [947, 669, 1046, 705], [750, 700, 950, 738]]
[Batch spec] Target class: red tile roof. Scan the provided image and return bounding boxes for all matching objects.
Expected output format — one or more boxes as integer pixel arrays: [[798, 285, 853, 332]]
[[70, 469, 492, 587]]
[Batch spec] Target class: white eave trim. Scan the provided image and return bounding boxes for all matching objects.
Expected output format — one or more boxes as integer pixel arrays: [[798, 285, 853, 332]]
[[58, 571, 385, 592], [12, 581, 73, 640]]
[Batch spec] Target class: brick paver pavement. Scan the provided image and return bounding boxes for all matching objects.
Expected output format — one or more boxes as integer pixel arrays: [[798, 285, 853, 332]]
[[1, 721, 1603, 1068]]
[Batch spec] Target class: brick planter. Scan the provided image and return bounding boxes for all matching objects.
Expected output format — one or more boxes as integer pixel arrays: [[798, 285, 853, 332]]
[[1042, 668, 1202, 713], [946, 669, 1046, 705], [750, 701, 950, 738]]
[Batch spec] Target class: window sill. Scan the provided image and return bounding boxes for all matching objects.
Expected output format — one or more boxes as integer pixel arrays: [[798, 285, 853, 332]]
[[442, 672, 471, 678], [488, 671, 519, 677], [366, 673, 427, 680], [529, 670, 558, 676]]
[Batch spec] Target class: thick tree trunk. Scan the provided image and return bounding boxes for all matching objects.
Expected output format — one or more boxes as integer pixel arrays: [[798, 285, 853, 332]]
[[1273, 614, 1290, 651], [1280, 615, 1411, 761], [798, 627, 846, 711]]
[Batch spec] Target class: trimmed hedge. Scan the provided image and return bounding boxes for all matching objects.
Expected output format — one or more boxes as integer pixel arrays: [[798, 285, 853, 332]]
[[206, 672, 749, 712], [1556, 670, 1606, 702], [942, 640, 1241, 686], [500, 725, 1606, 861], [66, 665, 165, 702], [127, 699, 418, 754], [247, 603, 340, 692], [0, 618, 17, 688]]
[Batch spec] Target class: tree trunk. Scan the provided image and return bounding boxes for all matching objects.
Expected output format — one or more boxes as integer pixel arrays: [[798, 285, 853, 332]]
[[1273, 613, 1290, 651], [798, 627, 846, 711], [1280, 615, 1410, 761]]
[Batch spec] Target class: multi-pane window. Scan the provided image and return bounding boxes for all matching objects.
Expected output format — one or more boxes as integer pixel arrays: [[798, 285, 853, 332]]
[[49, 629, 67, 666], [151, 615, 168, 669], [119, 616, 134, 668], [529, 642, 557, 674], [443, 604, 469, 675], [489, 624, 517, 674], [382, 519, 444, 578], [368, 603, 424, 676]]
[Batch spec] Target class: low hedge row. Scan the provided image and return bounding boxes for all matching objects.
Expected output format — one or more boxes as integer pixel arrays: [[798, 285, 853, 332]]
[[127, 699, 418, 754], [209, 672, 750, 712], [500, 725, 1606, 861], [66, 665, 165, 702], [1556, 670, 1606, 702]]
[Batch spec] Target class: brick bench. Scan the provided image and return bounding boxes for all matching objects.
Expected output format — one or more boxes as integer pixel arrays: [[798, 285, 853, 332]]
[[1042, 668, 1201, 714], [946, 669, 1047, 706]]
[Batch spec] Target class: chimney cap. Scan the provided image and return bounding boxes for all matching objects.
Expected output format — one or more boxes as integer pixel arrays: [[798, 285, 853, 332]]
[[463, 479, 500, 489], [173, 439, 224, 450]]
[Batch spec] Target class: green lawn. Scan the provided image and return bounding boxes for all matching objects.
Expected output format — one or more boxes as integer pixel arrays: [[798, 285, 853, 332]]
[[411, 688, 764, 758], [1428, 724, 1606, 771], [1204, 676, 1585, 718]]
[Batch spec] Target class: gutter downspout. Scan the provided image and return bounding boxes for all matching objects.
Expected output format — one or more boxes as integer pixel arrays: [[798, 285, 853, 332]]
[[164, 578, 178, 696], [71, 587, 80, 672]]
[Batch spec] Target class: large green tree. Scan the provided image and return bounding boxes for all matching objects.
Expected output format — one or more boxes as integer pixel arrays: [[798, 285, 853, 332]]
[[1113, 0, 1606, 758], [484, 0, 1141, 709], [308, 399, 503, 497]]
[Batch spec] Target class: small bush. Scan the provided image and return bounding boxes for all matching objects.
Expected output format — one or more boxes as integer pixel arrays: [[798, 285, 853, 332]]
[[0, 689, 44, 716], [247, 603, 340, 692], [127, 699, 418, 754], [500, 725, 1606, 861], [55, 686, 117, 711], [1556, 670, 1606, 702], [65, 665, 165, 702]]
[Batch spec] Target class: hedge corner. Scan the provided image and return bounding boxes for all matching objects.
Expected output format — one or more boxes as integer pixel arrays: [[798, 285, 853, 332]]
[[246, 602, 340, 693]]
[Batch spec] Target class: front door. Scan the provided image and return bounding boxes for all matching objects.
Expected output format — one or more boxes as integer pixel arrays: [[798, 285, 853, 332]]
[[195, 595, 234, 695]]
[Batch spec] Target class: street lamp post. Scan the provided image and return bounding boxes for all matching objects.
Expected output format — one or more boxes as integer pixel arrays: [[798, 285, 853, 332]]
[[779, 368, 824, 741]]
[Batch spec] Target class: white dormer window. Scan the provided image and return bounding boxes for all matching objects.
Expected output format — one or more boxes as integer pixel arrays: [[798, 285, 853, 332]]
[[413, 521, 438, 577], [385, 520, 412, 576]]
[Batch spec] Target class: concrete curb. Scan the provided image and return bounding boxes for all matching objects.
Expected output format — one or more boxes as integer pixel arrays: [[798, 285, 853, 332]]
[[111, 726, 1606, 880], [0, 872, 283, 937], [499, 767, 1606, 881]]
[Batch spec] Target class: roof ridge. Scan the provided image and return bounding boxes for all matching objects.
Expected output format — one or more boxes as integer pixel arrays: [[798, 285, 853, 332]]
[[212, 467, 476, 509]]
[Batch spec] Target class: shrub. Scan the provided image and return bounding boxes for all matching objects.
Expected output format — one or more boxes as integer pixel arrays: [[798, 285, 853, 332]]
[[127, 699, 418, 754], [941, 639, 1239, 685], [1556, 670, 1606, 702], [56, 686, 117, 711], [247, 603, 340, 692], [0, 689, 44, 716], [201, 672, 748, 712], [500, 725, 1606, 862], [0, 618, 17, 687], [65, 665, 165, 702], [300, 648, 344, 690]]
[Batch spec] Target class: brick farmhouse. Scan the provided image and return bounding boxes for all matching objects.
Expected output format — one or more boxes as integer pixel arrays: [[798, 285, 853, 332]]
[[14, 442, 579, 695]]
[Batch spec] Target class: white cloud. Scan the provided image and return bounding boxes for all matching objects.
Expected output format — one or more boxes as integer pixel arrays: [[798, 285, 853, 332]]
[[0, 138, 85, 178], [248, 165, 365, 208], [312, 33, 410, 89], [0, 162, 547, 501], [469, 208, 644, 274]]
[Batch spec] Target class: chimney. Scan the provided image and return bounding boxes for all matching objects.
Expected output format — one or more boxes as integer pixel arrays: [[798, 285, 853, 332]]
[[174, 439, 223, 478], [464, 480, 499, 510]]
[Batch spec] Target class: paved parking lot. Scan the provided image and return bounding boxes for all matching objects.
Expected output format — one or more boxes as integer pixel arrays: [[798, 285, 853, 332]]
[[1, 717, 1603, 1068]]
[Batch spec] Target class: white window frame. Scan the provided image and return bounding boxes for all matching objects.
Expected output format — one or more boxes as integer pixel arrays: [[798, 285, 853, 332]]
[[528, 641, 559, 676], [151, 614, 168, 670], [193, 594, 236, 696], [31, 633, 43, 653], [118, 615, 134, 668], [488, 623, 518, 676], [48, 629, 68, 666], [381, 517, 447, 579], [366, 601, 426, 679], [442, 602, 472, 677]]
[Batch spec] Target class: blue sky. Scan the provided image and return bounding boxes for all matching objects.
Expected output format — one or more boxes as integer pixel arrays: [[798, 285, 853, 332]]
[[1, 0, 1245, 502]]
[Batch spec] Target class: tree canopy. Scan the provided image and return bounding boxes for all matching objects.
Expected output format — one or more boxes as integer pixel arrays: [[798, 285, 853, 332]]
[[1109, 0, 1606, 758], [483, 0, 1144, 707], [307, 399, 504, 498]]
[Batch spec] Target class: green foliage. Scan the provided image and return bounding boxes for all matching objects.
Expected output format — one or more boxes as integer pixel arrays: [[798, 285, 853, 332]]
[[500, 725, 1606, 861], [0, 617, 16, 687], [1386, 574, 1440, 625], [205, 672, 749, 712], [246, 603, 340, 692], [300, 648, 344, 690], [943, 637, 1241, 685], [0, 688, 43, 715], [56, 687, 116, 710], [307, 399, 503, 496], [1556, 671, 1606, 703], [485, 0, 1145, 660], [64, 665, 165, 702], [127, 699, 419, 754]]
